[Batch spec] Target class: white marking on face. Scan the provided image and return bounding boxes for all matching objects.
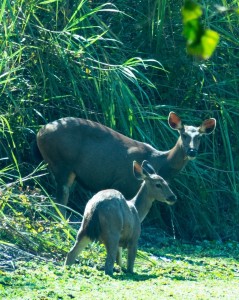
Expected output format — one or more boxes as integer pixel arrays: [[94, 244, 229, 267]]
[[181, 126, 202, 159], [189, 131, 199, 148]]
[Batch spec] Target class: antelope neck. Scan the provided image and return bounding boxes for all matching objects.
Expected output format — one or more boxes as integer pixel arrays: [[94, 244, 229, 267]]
[[166, 138, 188, 167]]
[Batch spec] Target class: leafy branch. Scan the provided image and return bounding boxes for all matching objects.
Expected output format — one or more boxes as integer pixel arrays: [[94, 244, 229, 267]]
[[182, 0, 220, 59]]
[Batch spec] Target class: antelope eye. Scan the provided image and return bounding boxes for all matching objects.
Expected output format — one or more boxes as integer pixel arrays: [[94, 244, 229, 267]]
[[156, 183, 162, 188]]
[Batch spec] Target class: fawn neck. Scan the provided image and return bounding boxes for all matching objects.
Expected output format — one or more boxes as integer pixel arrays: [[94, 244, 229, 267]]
[[131, 183, 154, 222]]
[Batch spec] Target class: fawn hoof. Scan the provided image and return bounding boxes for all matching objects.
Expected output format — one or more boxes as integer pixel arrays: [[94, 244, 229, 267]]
[[121, 267, 135, 275]]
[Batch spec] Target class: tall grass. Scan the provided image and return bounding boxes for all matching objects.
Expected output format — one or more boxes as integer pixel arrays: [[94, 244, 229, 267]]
[[0, 0, 239, 258], [0, 0, 164, 253]]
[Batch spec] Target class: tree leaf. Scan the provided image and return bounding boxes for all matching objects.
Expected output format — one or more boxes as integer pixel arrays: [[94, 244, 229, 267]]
[[187, 29, 219, 60], [182, 0, 220, 60], [200, 29, 220, 59], [183, 19, 203, 44], [182, 0, 202, 23]]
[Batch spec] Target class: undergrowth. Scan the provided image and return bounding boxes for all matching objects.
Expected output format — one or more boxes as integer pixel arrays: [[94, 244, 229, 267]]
[[0, 0, 239, 267], [1, 238, 239, 299]]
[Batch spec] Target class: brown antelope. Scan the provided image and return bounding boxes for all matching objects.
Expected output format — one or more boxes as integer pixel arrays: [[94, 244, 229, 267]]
[[36, 112, 216, 209], [64, 160, 177, 276]]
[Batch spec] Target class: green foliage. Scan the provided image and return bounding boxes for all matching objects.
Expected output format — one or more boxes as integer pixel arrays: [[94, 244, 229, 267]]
[[182, 0, 203, 22], [182, 0, 219, 59], [0, 184, 76, 257], [1, 240, 239, 299], [0, 6, 238, 299], [0, 0, 239, 257]]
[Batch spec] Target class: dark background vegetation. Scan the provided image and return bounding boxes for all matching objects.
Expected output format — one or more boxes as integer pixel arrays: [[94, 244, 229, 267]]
[[0, 0, 239, 254]]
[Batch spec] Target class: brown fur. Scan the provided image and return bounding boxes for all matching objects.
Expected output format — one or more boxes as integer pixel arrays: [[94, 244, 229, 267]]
[[84, 207, 101, 242], [36, 112, 216, 211], [64, 161, 177, 276]]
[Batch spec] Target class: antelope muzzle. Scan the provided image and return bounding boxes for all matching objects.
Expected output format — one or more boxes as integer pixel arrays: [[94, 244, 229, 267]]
[[166, 195, 177, 205], [187, 148, 198, 159]]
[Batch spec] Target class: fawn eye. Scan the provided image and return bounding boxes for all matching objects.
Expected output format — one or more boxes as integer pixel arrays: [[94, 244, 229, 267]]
[[156, 183, 162, 188]]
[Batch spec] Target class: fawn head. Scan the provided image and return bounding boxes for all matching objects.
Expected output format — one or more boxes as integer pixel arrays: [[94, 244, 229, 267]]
[[133, 160, 177, 205]]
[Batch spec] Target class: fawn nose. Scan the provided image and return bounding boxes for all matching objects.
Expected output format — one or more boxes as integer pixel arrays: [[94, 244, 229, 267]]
[[187, 148, 198, 158]]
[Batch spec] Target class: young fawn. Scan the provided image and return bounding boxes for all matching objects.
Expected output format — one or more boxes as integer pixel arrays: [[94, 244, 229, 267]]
[[64, 160, 177, 276]]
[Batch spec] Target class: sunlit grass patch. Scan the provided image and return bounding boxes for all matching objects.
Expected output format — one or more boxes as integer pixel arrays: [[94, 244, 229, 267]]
[[1, 239, 239, 300]]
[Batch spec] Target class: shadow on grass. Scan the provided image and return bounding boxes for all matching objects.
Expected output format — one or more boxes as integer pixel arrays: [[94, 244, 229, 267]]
[[114, 272, 158, 281]]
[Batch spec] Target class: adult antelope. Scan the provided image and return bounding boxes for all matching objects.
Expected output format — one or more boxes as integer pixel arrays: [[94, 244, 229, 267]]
[[64, 160, 177, 276], [36, 112, 216, 209]]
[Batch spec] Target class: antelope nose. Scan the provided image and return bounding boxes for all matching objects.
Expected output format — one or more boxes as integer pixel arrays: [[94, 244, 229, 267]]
[[168, 195, 177, 204], [187, 148, 198, 158]]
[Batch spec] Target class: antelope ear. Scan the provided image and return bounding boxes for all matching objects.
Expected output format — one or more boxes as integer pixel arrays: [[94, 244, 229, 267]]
[[141, 160, 156, 175], [133, 161, 145, 180], [199, 118, 216, 134], [168, 111, 183, 130]]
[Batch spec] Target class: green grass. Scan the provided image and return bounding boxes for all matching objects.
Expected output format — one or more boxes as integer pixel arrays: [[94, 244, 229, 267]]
[[1, 239, 239, 299]]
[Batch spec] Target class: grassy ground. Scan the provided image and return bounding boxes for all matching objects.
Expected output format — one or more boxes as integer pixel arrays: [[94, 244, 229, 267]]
[[1, 1, 239, 298], [1, 232, 239, 299]]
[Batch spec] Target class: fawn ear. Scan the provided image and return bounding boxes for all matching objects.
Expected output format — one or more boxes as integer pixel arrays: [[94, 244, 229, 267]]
[[141, 160, 156, 175], [133, 161, 145, 180], [168, 111, 183, 130], [199, 118, 216, 134]]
